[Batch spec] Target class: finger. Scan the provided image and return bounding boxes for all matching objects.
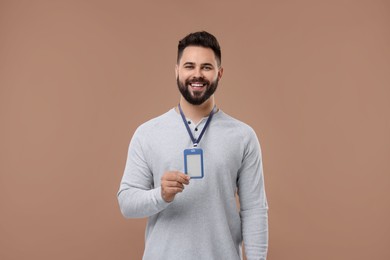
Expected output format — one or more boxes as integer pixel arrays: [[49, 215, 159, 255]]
[[174, 172, 190, 184], [163, 180, 185, 189], [161, 172, 181, 181], [162, 172, 190, 184], [165, 187, 184, 194]]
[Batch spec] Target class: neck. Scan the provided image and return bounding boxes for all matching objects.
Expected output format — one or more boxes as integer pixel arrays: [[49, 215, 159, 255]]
[[178, 96, 215, 124]]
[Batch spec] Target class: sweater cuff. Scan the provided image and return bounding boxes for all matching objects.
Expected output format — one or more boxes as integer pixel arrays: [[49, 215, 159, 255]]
[[153, 186, 171, 209]]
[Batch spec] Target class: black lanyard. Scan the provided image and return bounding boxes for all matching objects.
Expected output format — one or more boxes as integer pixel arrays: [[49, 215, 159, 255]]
[[178, 103, 216, 147]]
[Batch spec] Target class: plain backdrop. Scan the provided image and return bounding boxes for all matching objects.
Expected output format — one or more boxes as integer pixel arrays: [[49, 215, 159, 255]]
[[1, 1, 389, 259]]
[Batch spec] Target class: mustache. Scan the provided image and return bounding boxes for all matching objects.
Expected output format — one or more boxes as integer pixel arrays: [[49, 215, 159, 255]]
[[186, 77, 209, 84]]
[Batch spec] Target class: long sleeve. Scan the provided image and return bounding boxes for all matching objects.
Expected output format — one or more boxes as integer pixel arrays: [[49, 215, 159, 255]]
[[237, 129, 269, 260], [117, 128, 170, 218], [117, 110, 268, 259]]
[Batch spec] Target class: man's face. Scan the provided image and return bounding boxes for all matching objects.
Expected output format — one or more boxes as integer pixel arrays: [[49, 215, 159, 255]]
[[176, 46, 223, 105]]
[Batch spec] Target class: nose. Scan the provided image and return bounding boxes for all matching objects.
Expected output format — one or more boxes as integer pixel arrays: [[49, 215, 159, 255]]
[[193, 67, 203, 79]]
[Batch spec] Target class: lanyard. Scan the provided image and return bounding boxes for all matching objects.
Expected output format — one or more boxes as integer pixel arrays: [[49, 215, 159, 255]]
[[178, 103, 216, 147]]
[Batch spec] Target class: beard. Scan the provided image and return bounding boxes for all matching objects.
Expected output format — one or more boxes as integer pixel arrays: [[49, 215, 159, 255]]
[[176, 76, 219, 105]]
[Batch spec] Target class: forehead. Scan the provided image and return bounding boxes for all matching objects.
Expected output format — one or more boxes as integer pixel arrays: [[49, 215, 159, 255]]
[[179, 46, 217, 65]]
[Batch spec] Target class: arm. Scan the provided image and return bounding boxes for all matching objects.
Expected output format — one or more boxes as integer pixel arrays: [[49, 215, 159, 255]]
[[237, 129, 269, 260], [117, 129, 170, 218]]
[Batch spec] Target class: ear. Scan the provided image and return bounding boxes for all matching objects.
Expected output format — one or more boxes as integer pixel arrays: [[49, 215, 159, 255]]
[[175, 64, 179, 79], [218, 67, 224, 81]]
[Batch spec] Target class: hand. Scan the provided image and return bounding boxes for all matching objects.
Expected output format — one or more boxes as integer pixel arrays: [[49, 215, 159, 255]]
[[161, 171, 190, 202]]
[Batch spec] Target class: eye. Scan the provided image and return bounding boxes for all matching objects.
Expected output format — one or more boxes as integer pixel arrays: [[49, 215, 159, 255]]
[[184, 65, 194, 69], [203, 66, 212, 71]]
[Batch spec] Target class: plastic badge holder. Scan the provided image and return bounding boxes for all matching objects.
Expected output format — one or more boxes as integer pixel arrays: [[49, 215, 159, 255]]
[[184, 148, 204, 179]]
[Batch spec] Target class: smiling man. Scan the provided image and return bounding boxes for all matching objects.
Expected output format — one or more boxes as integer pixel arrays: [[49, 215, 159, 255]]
[[118, 31, 268, 260]]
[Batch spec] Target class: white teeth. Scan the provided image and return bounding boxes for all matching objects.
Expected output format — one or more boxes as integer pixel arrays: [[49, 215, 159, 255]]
[[191, 83, 204, 87]]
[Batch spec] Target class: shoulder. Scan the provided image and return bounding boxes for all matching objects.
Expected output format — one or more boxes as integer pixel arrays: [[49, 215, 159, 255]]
[[216, 110, 258, 139], [139, 109, 175, 129], [217, 111, 263, 160], [133, 108, 177, 138]]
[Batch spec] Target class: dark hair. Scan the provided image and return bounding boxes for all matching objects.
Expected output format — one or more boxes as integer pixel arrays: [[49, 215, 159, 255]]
[[177, 31, 221, 66]]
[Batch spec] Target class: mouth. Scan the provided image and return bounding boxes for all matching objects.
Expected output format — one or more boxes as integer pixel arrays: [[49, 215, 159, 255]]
[[189, 82, 207, 91]]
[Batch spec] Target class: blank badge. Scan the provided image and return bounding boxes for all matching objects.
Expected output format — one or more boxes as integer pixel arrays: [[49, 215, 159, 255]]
[[184, 148, 204, 179]]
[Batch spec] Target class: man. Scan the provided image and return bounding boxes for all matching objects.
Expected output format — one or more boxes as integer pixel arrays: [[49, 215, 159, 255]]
[[117, 31, 268, 260]]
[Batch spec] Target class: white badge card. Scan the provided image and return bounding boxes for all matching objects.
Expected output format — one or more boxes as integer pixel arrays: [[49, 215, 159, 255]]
[[184, 148, 204, 179]]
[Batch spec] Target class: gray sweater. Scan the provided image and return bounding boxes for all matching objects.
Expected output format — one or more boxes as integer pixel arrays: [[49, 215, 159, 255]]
[[118, 108, 268, 260]]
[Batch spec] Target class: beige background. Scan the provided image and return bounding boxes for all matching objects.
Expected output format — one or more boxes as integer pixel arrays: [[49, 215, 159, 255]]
[[1, 1, 389, 259]]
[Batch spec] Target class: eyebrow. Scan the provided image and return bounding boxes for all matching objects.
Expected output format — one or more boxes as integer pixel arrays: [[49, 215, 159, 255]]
[[183, 62, 215, 67]]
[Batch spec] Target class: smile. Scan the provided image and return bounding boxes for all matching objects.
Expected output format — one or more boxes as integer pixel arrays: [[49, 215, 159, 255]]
[[189, 82, 206, 87]]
